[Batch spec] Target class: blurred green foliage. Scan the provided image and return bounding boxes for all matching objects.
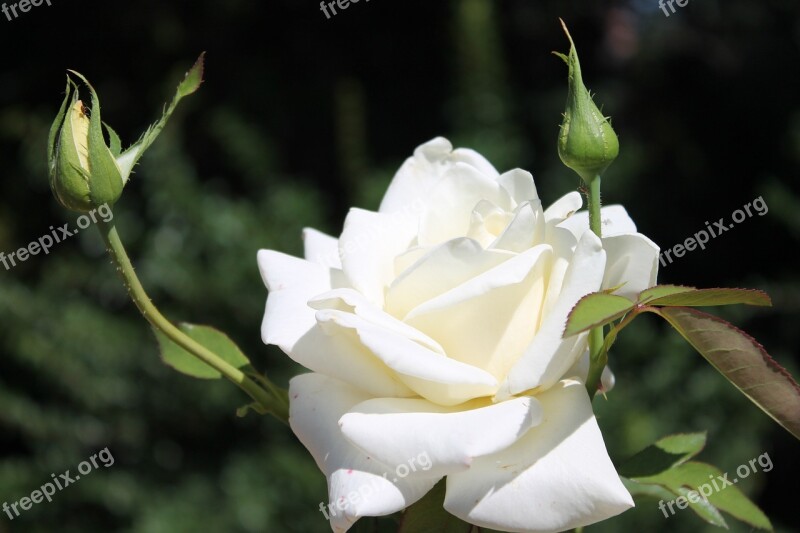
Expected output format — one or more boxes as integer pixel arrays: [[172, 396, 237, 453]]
[[0, 0, 798, 532]]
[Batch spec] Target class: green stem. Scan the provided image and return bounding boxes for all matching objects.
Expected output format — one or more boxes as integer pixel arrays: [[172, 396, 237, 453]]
[[585, 176, 605, 400], [587, 176, 602, 237], [97, 218, 289, 423]]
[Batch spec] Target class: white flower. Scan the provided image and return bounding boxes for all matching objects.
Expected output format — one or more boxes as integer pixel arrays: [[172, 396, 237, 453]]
[[258, 137, 659, 533]]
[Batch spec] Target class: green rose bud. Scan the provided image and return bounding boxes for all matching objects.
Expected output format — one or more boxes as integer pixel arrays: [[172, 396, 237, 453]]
[[48, 74, 126, 212], [554, 20, 619, 184], [47, 53, 205, 213]]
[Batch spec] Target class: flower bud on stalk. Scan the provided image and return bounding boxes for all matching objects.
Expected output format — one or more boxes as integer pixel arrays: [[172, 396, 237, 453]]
[[47, 53, 205, 213], [48, 74, 126, 212], [555, 20, 619, 184]]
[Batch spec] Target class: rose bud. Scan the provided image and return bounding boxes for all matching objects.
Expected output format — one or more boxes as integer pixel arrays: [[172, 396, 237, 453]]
[[554, 20, 619, 184], [48, 74, 127, 212], [47, 55, 205, 213]]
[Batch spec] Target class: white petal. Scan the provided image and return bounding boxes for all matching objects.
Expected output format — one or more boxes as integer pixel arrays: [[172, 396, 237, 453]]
[[290, 374, 439, 532], [543, 191, 583, 224], [557, 204, 638, 241], [418, 163, 513, 246], [490, 201, 546, 253], [304, 227, 341, 269], [258, 249, 331, 351], [466, 200, 514, 248], [310, 288, 445, 354], [292, 324, 416, 398], [500, 231, 606, 398], [498, 169, 539, 206], [338, 208, 418, 307], [316, 308, 498, 405], [339, 395, 542, 477], [385, 238, 512, 320], [259, 250, 407, 397], [538, 226, 577, 320], [444, 380, 634, 533], [404, 245, 552, 379], [602, 233, 660, 299], [379, 137, 499, 215]]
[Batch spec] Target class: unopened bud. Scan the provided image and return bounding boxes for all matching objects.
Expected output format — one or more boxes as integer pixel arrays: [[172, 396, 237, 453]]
[[48, 74, 124, 212], [555, 20, 619, 184]]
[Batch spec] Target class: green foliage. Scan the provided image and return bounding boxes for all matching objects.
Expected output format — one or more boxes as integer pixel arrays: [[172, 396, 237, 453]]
[[647, 307, 800, 440], [621, 432, 772, 529], [564, 293, 634, 337], [154, 323, 251, 380], [640, 286, 772, 307]]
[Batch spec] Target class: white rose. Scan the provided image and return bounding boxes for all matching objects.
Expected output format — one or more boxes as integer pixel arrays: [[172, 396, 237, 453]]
[[258, 137, 659, 533]]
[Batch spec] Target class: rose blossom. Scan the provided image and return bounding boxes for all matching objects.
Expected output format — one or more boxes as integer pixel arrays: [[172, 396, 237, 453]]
[[258, 137, 659, 532]]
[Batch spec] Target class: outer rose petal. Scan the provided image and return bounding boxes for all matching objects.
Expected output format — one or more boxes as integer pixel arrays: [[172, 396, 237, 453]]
[[258, 250, 331, 352], [543, 191, 583, 224], [339, 395, 542, 477], [443, 380, 634, 533], [379, 137, 499, 214], [556, 204, 638, 239], [497, 169, 539, 206], [339, 208, 418, 307], [290, 373, 440, 533], [303, 227, 341, 269], [499, 231, 606, 398], [601, 233, 660, 299], [259, 250, 411, 397]]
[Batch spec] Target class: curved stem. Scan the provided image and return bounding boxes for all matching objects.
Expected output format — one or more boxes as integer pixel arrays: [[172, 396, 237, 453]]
[[97, 218, 289, 423], [585, 176, 605, 400]]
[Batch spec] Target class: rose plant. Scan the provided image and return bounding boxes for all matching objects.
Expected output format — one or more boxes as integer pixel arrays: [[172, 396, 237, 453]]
[[44, 21, 799, 533]]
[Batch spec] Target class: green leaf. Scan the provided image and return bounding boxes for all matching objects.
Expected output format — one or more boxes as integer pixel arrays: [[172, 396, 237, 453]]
[[154, 323, 250, 380], [648, 307, 800, 440], [618, 432, 706, 478], [634, 461, 772, 530], [621, 476, 678, 500], [640, 286, 771, 307], [399, 479, 478, 533], [563, 292, 634, 337], [177, 51, 205, 97], [115, 53, 205, 181], [638, 284, 697, 303]]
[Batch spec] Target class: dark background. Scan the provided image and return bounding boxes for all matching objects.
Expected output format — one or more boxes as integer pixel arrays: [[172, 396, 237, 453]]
[[0, 0, 798, 531]]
